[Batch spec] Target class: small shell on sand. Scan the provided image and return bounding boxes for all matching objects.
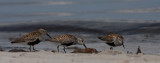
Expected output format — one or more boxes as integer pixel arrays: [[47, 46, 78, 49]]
[[72, 48, 98, 53]]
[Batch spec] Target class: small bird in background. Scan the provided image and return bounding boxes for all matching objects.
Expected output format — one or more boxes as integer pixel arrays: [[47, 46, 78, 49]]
[[98, 33, 125, 50], [11, 28, 52, 52], [136, 46, 143, 54], [46, 34, 87, 53]]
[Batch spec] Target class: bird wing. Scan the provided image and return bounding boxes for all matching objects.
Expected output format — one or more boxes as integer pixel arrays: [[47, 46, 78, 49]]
[[12, 31, 41, 43], [104, 35, 114, 43], [51, 34, 77, 44], [56, 37, 76, 43]]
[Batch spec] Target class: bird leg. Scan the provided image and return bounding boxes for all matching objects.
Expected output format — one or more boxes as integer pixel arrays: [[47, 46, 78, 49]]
[[57, 45, 60, 52], [32, 45, 36, 51], [29, 45, 32, 52], [122, 44, 125, 49], [63, 47, 66, 53]]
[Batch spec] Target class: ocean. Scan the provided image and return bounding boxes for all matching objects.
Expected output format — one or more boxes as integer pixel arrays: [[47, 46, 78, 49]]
[[0, 0, 160, 22]]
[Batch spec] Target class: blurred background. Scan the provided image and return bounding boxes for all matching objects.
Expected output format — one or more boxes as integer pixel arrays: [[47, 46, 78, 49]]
[[0, 0, 160, 54]]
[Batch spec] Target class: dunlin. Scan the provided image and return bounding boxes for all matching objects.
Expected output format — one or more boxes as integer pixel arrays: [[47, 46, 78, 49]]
[[46, 34, 87, 53], [11, 28, 52, 52], [98, 33, 125, 50]]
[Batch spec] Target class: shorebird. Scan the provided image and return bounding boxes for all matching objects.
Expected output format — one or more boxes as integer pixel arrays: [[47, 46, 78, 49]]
[[98, 33, 125, 50], [46, 34, 87, 53], [11, 28, 52, 52]]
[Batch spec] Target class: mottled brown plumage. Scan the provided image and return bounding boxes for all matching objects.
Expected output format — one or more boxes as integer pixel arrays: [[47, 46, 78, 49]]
[[46, 34, 87, 53], [98, 33, 125, 50], [47, 34, 77, 44], [11, 28, 51, 52]]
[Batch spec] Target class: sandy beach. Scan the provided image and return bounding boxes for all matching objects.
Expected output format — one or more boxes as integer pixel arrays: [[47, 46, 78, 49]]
[[0, 50, 160, 63]]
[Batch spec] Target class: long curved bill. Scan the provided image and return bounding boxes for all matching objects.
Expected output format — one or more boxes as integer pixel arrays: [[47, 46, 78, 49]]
[[83, 44, 87, 48], [46, 33, 52, 39]]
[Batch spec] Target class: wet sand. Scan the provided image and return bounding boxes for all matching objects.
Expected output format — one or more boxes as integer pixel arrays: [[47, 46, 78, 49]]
[[0, 50, 160, 63]]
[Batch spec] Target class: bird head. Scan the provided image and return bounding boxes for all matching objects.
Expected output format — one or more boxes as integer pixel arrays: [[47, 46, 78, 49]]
[[38, 28, 52, 39], [77, 38, 87, 48]]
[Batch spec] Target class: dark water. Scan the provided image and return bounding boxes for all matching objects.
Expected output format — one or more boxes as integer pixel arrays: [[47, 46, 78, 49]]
[[0, 0, 160, 54], [0, 0, 160, 22]]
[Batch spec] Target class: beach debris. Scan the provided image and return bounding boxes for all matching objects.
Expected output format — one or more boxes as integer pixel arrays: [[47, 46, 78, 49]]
[[9, 49, 27, 52], [66, 46, 81, 49], [136, 46, 143, 54], [52, 50, 57, 53], [72, 48, 98, 53]]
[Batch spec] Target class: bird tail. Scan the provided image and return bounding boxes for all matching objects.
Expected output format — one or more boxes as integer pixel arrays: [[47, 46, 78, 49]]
[[136, 46, 142, 54], [98, 36, 105, 41]]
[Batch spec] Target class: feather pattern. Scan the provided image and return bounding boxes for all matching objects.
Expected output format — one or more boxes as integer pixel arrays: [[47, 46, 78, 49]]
[[98, 33, 124, 49], [10, 28, 51, 51], [47, 34, 77, 45], [12, 30, 43, 43]]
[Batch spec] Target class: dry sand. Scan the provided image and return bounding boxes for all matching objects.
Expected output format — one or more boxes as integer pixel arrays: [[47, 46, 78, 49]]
[[0, 50, 160, 63]]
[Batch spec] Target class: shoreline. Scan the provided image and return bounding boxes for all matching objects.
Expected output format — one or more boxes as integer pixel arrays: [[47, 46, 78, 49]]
[[0, 50, 160, 63]]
